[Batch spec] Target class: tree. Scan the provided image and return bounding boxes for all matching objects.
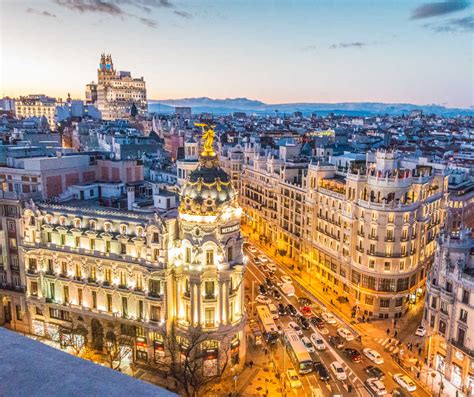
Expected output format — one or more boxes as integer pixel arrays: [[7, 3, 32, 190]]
[[159, 322, 231, 397], [58, 320, 88, 356], [103, 328, 134, 371], [91, 318, 104, 351]]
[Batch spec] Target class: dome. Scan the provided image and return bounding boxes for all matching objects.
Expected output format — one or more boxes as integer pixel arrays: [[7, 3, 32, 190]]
[[179, 154, 236, 216]]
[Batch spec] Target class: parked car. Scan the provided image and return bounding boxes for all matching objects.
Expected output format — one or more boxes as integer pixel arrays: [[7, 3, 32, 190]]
[[365, 378, 387, 396], [281, 275, 292, 284], [301, 336, 315, 353], [344, 348, 362, 363], [313, 361, 330, 381], [330, 361, 347, 381], [272, 289, 282, 300], [300, 305, 313, 318], [257, 255, 269, 263], [328, 335, 344, 349], [258, 284, 267, 295], [267, 262, 277, 272], [278, 303, 287, 316], [321, 312, 337, 324], [310, 333, 326, 350], [265, 277, 274, 289], [268, 303, 279, 320], [286, 304, 298, 316], [255, 295, 271, 305], [248, 246, 258, 254], [286, 368, 302, 389], [365, 365, 385, 380], [298, 296, 311, 306], [415, 325, 426, 337], [391, 387, 409, 397], [363, 348, 384, 365], [298, 316, 310, 330], [337, 327, 354, 341], [393, 374, 417, 392], [310, 316, 325, 328], [288, 321, 303, 336]]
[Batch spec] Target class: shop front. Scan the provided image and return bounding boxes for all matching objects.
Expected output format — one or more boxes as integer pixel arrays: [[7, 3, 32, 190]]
[[135, 336, 148, 362], [32, 319, 45, 337]]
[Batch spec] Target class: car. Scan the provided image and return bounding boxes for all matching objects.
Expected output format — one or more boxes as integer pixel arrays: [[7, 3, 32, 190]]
[[337, 327, 354, 341], [281, 275, 292, 284], [310, 316, 325, 329], [393, 373, 417, 392], [310, 333, 326, 350], [248, 246, 258, 254], [255, 295, 271, 304], [286, 368, 302, 389], [257, 255, 269, 263], [328, 335, 345, 349], [391, 387, 409, 397], [299, 317, 310, 330], [330, 361, 347, 381], [298, 296, 311, 306], [278, 303, 287, 316], [300, 305, 313, 317], [313, 361, 330, 381], [265, 277, 275, 289], [301, 336, 315, 353], [415, 325, 426, 337], [288, 321, 303, 336], [268, 303, 279, 320], [365, 365, 385, 380], [286, 304, 298, 316], [267, 262, 277, 272], [363, 348, 384, 365], [321, 311, 337, 324], [258, 284, 267, 295], [365, 378, 387, 396], [344, 348, 362, 363], [272, 289, 282, 300]]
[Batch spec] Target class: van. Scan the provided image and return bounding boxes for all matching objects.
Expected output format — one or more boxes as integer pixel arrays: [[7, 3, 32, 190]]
[[268, 303, 279, 320]]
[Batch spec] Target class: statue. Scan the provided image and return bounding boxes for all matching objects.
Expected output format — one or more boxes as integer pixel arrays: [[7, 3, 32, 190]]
[[195, 123, 216, 155]]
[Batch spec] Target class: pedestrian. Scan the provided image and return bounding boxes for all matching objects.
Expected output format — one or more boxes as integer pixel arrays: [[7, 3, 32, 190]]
[[394, 330, 398, 338], [418, 347, 422, 355], [394, 319, 397, 327], [386, 328, 390, 336], [250, 360, 254, 368]]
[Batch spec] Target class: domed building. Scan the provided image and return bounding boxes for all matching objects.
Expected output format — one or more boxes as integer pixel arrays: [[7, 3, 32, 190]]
[[174, 126, 246, 373]]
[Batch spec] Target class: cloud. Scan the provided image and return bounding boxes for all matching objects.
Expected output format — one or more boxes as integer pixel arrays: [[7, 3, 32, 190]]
[[410, 0, 469, 19], [424, 15, 474, 32], [301, 45, 317, 52], [329, 42, 367, 49], [53, 0, 123, 15], [139, 16, 157, 27], [26, 7, 57, 17], [174, 10, 192, 19]]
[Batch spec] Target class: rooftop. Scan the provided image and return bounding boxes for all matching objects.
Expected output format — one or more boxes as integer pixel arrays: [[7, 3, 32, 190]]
[[0, 327, 174, 397]]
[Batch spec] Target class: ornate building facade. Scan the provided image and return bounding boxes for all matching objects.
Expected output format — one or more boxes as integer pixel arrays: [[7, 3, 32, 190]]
[[20, 127, 245, 372]]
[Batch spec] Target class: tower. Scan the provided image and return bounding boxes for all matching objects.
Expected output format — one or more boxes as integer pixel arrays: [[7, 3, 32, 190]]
[[176, 124, 246, 373], [98, 53, 115, 84]]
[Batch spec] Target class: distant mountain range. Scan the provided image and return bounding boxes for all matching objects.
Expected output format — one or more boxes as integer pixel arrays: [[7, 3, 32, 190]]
[[148, 97, 473, 117]]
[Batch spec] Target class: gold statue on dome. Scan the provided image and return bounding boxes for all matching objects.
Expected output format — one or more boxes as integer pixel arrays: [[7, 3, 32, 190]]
[[195, 123, 216, 155]]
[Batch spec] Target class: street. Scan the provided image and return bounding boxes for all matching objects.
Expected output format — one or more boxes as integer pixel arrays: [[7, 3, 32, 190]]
[[243, 244, 431, 397]]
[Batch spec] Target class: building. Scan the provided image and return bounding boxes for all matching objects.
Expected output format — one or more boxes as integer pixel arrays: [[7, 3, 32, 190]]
[[15, 95, 61, 129], [19, 126, 245, 374], [230, 143, 446, 319], [90, 54, 147, 120], [424, 227, 474, 395]]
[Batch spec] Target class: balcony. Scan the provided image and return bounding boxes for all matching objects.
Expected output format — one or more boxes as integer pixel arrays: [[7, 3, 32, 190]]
[[27, 268, 39, 276], [450, 339, 474, 358], [368, 234, 378, 241], [0, 283, 26, 293], [384, 237, 395, 242], [357, 231, 365, 237], [204, 294, 217, 301], [87, 277, 97, 285], [148, 291, 162, 300]]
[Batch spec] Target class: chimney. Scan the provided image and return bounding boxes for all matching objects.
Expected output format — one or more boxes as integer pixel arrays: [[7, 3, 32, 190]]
[[127, 186, 135, 211]]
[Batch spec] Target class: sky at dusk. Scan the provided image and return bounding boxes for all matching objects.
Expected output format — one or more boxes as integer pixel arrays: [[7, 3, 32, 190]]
[[0, 0, 473, 107]]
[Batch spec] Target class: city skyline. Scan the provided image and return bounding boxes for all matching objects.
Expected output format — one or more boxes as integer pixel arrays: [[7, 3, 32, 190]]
[[1, 0, 473, 108]]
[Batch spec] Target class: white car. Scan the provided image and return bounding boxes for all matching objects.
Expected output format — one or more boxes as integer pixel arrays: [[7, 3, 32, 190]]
[[248, 246, 258, 254], [257, 255, 269, 263], [286, 368, 302, 389], [365, 378, 387, 396], [330, 361, 347, 381], [310, 333, 326, 350], [363, 348, 384, 365], [393, 373, 417, 392], [415, 325, 426, 337], [301, 336, 315, 353], [281, 275, 292, 284], [288, 321, 303, 336], [266, 262, 277, 272], [337, 327, 354, 341], [255, 295, 271, 305], [321, 312, 337, 324]]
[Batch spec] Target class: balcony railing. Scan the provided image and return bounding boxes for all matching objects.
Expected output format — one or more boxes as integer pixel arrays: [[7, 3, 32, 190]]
[[450, 339, 474, 358]]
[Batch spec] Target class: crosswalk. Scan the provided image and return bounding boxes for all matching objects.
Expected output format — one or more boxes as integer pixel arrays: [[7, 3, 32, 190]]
[[375, 337, 401, 355]]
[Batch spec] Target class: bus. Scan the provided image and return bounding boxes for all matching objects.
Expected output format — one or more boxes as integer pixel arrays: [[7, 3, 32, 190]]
[[284, 330, 313, 374], [256, 305, 279, 344]]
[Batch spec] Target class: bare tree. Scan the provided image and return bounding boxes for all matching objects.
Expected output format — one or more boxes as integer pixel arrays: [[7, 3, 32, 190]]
[[58, 320, 88, 356], [159, 322, 231, 397], [103, 328, 134, 371]]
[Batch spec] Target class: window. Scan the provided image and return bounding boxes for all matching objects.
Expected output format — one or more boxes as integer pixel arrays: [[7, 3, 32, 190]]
[[149, 279, 160, 296], [122, 297, 128, 317], [380, 299, 390, 308], [75, 263, 82, 279], [384, 262, 391, 271], [462, 289, 470, 305], [105, 240, 111, 253], [152, 232, 159, 243], [77, 288, 83, 306], [368, 260, 375, 270], [403, 213, 409, 223], [206, 250, 214, 266], [92, 291, 97, 309], [90, 238, 95, 250], [120, 271, 126, 287], [388, 213, 394, 223], [35, 306, 43, 316], [9, 238, 17, 248], [185, 247, 191, 263], [460, 309, 468, 323], [121, 243, 126, 254], [136, 274, 143, 291], [49, 283, 55, 300], [205, 281, 215, 299], [395, 297, 403, 307], [369, 243, 376, 255], [397, 277, 409, 292], [439, 320, 446, 335], [227, 246, 233, 262], [446, 282, 453, 293], [63, 286, 69, 303], [104, 268, 112, 283], [431, 296, 438, 309], [90, 266, 96, 281], [205, 308, 215, 327], [30, 281, 38, 296], [365, 296, 374, 306], [150, 305, 161, 322], [399, 261, 405, 271], [138, 300, 144, 319], [106, 294, 112, 312], [457, 328, 466, 346], [16, 305, 22, 321]]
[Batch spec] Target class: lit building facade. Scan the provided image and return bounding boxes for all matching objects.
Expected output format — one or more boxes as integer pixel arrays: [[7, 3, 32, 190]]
[[228, 144, 446, 319], [424, 228, 474, 395], [15, 95, 60, 129], [20, 128, 245, 371]]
